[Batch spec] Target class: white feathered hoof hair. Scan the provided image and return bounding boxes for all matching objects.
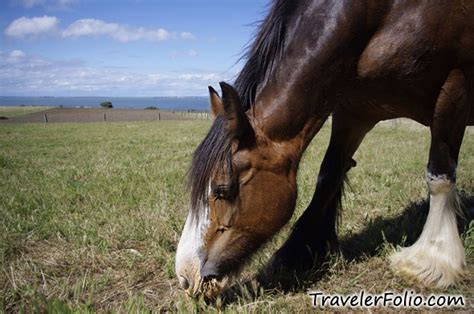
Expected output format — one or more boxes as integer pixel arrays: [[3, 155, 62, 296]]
[[390, 174, 467, 288]]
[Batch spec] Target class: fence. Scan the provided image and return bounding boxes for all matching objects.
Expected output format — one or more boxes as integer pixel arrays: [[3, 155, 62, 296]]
[[177, 111, 211, 120]]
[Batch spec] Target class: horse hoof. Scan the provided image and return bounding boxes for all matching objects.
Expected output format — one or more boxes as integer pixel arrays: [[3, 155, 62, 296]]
[[390, 245, 466, 289]]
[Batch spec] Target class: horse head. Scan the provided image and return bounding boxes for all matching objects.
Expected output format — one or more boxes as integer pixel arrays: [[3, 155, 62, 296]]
[[175, 82, 297, 297]]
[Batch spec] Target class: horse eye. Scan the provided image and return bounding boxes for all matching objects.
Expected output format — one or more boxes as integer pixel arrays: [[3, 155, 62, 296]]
[[216, 226, 228, 233], [213, 185, 231, 200]]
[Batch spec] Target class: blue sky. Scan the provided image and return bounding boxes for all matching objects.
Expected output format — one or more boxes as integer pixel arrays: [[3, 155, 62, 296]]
[[0, 0, 268, 96]]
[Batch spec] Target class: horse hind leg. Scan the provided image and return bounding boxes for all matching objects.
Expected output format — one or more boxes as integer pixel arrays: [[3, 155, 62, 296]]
[[390, 69, 470, 288]]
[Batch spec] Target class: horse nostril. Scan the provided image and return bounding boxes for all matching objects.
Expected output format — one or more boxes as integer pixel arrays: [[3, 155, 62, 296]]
[[178, 275, 190, 290], [201, 262, 219, 281], [203, 274, 218, 281]]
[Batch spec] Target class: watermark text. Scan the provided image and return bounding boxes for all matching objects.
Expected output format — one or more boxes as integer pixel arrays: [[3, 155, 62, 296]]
[[309, 290, 465, 309]]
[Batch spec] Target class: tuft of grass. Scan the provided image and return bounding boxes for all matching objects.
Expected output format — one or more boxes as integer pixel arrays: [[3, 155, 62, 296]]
[[0, 119, 472, 312]]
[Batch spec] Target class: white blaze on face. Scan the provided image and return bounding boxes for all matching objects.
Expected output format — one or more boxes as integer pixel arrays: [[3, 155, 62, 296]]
[[175, 201, 210, 294]]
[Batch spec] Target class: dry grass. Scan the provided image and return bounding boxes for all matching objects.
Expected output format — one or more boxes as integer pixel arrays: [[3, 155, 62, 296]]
[[0, 119, 472, 312], [0, 106, 53, 118]]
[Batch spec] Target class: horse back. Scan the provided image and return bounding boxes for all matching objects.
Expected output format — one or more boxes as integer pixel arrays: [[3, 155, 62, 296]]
[[358, 1, 474, 79]]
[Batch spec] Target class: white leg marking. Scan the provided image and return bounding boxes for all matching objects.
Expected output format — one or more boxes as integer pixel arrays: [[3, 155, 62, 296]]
[[390, 174, 466, 288]]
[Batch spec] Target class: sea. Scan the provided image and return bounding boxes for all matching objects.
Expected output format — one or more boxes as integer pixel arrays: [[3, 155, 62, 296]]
[[0, 96, 210, 111]]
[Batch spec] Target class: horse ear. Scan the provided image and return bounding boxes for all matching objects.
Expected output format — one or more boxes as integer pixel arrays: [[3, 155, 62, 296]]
[[219, 81, 251, 138], [208, 86, 223, 117]]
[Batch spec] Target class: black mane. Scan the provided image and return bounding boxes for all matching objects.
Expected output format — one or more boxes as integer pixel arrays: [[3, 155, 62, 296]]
[[188, 0, 296, 211], [235, 0, 297, 109]]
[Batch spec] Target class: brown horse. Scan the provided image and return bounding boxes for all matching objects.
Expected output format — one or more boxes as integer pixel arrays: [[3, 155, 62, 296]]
[[176, 0, 474, 297]]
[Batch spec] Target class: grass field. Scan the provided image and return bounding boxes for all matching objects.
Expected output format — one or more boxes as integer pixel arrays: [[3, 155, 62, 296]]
[[1, 119, 473, 312], [0, 106, 53, 118]]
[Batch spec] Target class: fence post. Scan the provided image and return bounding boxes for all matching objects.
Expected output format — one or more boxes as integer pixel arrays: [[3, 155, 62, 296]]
[[158, 113, 161, 121], [103, 113, 106, 122], [44, 114, 48, 123]]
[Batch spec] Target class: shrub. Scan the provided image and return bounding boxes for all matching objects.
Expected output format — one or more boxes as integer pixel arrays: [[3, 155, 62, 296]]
[[145, 106, 158, 110], [100, 101, 113, 108]]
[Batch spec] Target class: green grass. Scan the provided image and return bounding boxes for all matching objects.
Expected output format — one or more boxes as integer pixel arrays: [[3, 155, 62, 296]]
[[0, 120, 472, 312], [0, 106, 54, 118]]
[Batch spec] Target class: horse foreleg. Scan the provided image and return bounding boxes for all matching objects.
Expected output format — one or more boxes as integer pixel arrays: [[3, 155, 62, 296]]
[[391, 69, 469, 288], [267, 108, 376, 274]]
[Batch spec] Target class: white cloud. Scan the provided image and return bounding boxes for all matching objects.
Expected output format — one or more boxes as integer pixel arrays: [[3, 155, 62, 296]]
[[4, 16, 193, 44], [180, 32, 195, 40], [5, 16, 59, 38], [9, 50, 26, 59], [147, 74, 161, 83], [62, 19, 118, 37], [179, 73, 219, 81], [0, 52, 234, 96], [0, 50, 27, 63], [63, 19, 171, 42]]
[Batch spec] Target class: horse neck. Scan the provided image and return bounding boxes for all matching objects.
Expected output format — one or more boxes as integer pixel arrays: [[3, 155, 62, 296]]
[[248, 1, 374, 166]]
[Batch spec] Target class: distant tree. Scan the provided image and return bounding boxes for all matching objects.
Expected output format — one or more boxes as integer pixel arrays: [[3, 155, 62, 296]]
[[100, 101, 113, 108], [145, 106, 158, 110]]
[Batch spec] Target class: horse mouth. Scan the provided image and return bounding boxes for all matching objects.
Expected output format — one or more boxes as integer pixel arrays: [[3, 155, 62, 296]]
[[188, 274, 234, 298], [200, 277, 226, 298]]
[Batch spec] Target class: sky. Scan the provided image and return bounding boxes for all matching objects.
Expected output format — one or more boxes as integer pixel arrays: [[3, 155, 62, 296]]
[[0, 0, 268, 96]]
